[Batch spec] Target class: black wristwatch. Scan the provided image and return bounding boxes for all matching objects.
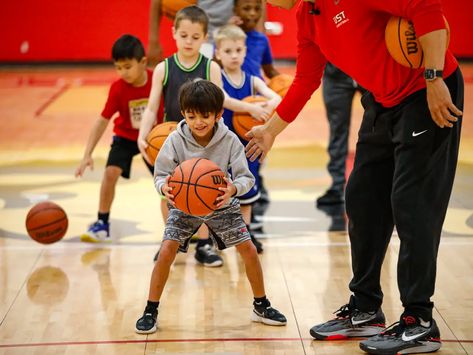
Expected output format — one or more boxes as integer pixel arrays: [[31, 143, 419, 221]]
[[424, 69, 443, 82]]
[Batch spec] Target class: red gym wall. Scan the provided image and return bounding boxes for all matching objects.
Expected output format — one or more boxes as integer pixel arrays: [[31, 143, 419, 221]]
[[0, 0, 472, 62]]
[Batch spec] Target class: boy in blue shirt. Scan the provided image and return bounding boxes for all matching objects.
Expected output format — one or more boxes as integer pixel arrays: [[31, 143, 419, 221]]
[[235, 0, 280, 80], [215, 25, 281, 253]]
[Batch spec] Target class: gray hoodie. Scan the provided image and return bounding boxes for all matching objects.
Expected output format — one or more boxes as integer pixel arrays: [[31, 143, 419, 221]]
[[154, 120, 255, 199]]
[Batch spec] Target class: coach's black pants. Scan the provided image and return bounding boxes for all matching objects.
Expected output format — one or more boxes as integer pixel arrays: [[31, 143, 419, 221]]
[[322, 62, 365, 193], [346, 68, 464, 320]]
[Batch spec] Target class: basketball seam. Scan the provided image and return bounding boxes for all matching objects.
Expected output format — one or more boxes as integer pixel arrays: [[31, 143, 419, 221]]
[[171, 164, 185, 198], [27, 217, 68, 231], [26, 207, 66, 223], [193, 170, 225, 213], [186, 158, 202, 215], [167, 181, 223, 192]]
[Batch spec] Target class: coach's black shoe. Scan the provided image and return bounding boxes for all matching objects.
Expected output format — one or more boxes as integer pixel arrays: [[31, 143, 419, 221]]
[[316, 189, 344, 206], [195, 244, 223, 267], [359, 316, 441, 354], [310, 303, 385, 340], [135, 308, 158, 334]]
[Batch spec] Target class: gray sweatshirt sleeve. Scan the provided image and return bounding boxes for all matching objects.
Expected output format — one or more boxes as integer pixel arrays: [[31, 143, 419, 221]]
[[154, 134, 178, 196], [228, 137, 255, 196]]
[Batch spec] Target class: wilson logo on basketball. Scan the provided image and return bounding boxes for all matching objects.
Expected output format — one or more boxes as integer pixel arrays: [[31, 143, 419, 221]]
[[404, 21, 419, 55], [212, 175, 224, 185]]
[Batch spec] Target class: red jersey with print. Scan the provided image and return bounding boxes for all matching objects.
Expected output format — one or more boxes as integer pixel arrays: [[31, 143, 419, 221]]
[[277, 0, 458, 123], [101, 69, 162, 141]]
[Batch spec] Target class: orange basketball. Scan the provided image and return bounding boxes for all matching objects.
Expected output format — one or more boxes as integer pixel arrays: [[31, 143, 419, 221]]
[[168, 158, 227, 216], [25, 201, 68, 244], [233, 96, 268, 141], [145, 121, 177, 164], [161, 0, 196, 19], [268, 73, 294, 97], [385, 16, 450, 68]]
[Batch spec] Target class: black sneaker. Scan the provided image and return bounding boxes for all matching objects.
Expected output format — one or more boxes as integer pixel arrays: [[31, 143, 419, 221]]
[[135, 309, 158, 334], [251, 305, 287, 326], [316, 189, 344, 206], [359, 316, 441, 354], [194, 244, 223, 267], [250, 233, 264, 254], [310, 304, 386, 340]]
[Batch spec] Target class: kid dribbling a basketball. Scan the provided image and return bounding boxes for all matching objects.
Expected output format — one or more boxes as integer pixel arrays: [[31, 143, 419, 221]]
[[75, 34, 158, 242], [138, 5, 271, 265], [215, 25, 281, 253], [135, 80, 287, 334]]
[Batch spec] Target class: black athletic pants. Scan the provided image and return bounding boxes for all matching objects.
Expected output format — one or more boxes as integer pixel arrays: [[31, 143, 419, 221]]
[[346, 68, 464, 320], [323, 62, 365, 193]]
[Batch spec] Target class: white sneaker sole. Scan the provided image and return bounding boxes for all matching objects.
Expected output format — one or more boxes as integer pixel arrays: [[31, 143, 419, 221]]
[[135, 324, 157, 334], [251, 311, 287, 326]]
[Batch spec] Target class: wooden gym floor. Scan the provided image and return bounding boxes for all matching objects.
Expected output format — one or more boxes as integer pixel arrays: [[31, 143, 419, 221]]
[[0, 63, 473, 354]]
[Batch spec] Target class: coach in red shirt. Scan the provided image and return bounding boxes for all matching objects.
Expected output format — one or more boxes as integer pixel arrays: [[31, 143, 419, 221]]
[[247, 0, 463, 353]]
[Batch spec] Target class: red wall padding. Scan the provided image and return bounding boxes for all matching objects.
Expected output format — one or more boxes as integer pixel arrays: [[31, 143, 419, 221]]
[[0, 0, 471, 62]]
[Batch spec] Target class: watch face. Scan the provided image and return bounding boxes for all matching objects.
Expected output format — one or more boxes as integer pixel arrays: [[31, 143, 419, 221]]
[[424, 69, 435, 80]]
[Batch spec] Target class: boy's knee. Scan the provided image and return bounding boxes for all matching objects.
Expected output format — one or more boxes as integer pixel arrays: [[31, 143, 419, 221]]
[[237, 240, 258, 258], [157, 242, 179, 263], [104, 166, 122, 180]]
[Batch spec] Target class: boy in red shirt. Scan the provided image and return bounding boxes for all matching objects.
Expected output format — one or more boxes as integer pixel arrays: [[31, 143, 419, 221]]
[[75, 34, 158, 242]]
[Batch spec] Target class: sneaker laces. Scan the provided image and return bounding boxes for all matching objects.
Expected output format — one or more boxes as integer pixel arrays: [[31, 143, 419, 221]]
[[333, 304, 352, 319], [379, 321, 404, 336]]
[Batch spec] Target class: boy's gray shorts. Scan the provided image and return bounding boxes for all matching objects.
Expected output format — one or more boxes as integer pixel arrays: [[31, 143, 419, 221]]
[[163, 198, 251, 252]]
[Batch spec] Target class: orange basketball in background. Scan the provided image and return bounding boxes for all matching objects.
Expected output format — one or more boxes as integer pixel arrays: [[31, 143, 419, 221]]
[[145, 121, 177, 164], [233, 96, 268, 141], [268, 73, 294, 97], [25, 201, 68, 244], [385, 16, 450, 68], [161, 0, 197, 19], [168, 158, 226, 216]]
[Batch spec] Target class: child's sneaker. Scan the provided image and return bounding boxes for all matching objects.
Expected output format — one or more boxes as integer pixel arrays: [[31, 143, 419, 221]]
[[251, 305, 287, 326], [310, 303, 386, 340], [80, 220, 111, 243], [135, 308, 158, 334], [359, 316, 441, 354], [194, 244, 223, 267]]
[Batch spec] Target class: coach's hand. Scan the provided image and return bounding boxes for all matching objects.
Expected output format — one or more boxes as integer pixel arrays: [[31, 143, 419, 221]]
[[245, 113, 289, 162], [426, 79, 462, 128]]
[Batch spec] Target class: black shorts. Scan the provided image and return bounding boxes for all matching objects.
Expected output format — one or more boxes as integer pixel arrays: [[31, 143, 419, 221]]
[[106, 136, 153, 179]]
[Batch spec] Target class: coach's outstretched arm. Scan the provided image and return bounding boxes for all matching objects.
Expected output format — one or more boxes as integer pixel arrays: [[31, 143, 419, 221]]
[[245, 113, 288, 162]]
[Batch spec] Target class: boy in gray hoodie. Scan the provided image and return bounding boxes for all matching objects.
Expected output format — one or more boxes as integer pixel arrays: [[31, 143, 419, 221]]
[[135, 80, 287, 334]]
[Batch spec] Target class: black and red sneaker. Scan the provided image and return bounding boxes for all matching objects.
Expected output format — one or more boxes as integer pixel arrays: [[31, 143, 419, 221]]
[[310, 303, 386, 340], [359, 315, 441, 354]]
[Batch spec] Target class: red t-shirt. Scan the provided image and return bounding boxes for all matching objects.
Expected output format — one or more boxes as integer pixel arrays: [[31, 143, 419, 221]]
[[101, 69, 162, 141], [277, 0, 458, 123]]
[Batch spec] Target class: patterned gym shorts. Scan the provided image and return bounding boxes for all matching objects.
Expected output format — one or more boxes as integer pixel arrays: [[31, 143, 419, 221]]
[[163, 198, 251, 252]]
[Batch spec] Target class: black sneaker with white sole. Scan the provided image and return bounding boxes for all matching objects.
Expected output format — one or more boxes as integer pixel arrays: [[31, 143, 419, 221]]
[[251, 305, 287, 326], [310, 303, 386, 340], [194, 244, 223, 267], [359, 316, 441, 355], [135, 308, 158, 334]]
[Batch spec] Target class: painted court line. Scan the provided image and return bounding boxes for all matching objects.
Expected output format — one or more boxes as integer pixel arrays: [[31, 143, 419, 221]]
[[1, 337, 472, 349]]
